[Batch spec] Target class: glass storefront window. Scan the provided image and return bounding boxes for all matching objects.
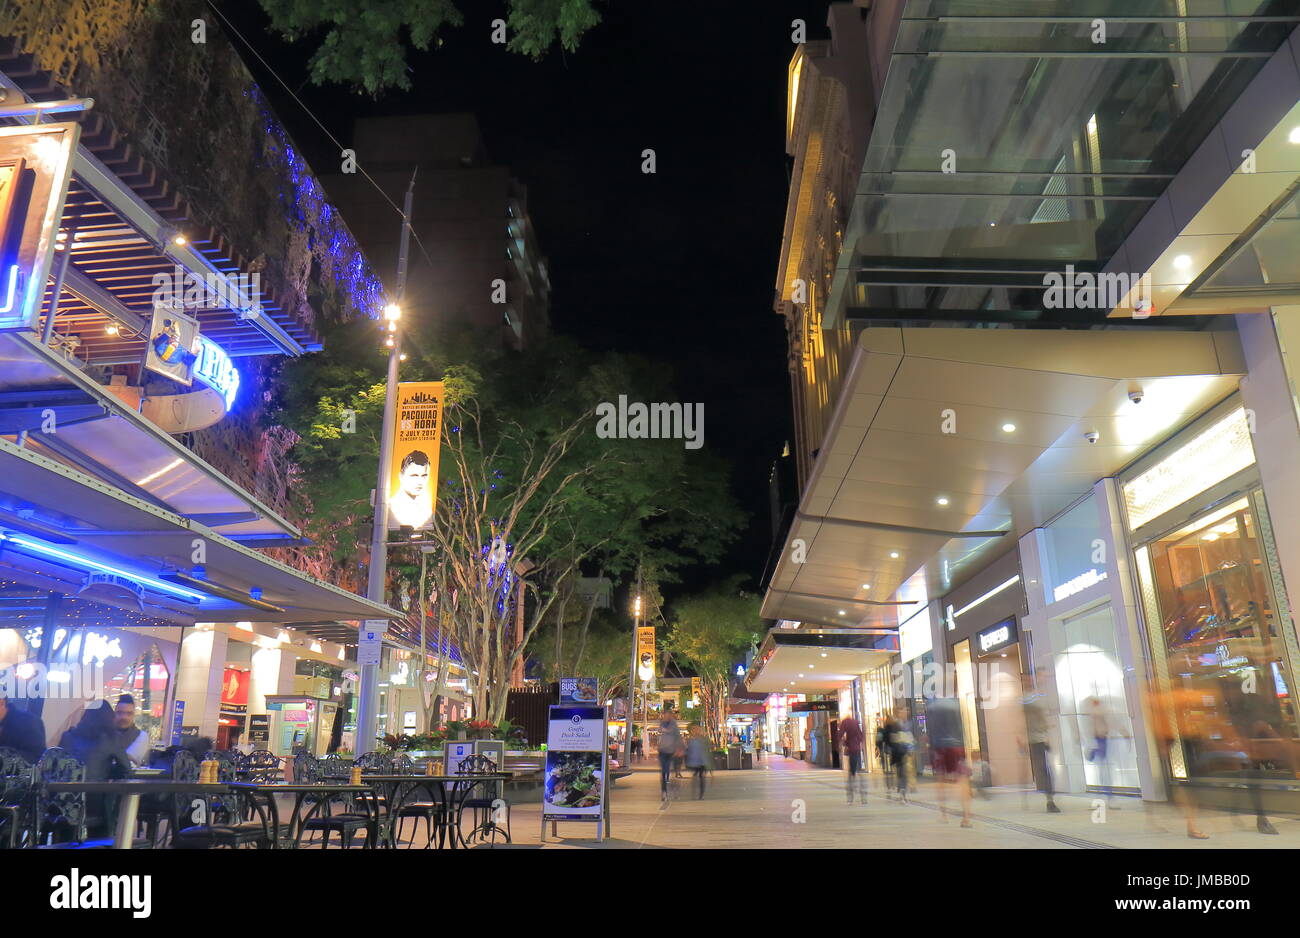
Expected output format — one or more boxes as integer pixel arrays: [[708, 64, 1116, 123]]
[[1147, 496, 1300, 779], [1043, 493, 1106, 601]]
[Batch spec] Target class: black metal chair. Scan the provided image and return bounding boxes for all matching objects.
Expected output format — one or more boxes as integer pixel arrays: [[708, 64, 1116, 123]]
[[243, 749, 282, 784], [454, 754, 511, 846], [170, 750, 272, 850], [0, 747, 34, 849]]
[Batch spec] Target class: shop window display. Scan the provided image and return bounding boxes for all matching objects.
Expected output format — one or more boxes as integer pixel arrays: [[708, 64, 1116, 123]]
[[1147, 497, 1300, 780]]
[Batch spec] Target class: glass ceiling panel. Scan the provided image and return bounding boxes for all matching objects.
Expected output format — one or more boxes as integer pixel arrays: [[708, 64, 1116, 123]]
[[833, 0, 1299, 316]]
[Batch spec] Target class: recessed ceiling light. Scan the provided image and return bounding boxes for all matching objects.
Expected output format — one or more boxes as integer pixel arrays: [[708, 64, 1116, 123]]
[[798, 673, 804, 677], [862, 583, 870, 590], [1173, 254, 1192, 270], [1290, 126, 1300, 144], [1002, 423, 1016, 433], [890, 552, 899, 559], [936, 497, 949, 506], [838, 609, 845, 615], [820, 653, 827, 658]]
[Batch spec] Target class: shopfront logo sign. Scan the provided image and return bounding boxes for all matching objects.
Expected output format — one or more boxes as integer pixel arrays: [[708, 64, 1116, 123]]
[[1053, 568, 1108, 602], [978, 624, 1011, 654], [192, 336, 240, 411]]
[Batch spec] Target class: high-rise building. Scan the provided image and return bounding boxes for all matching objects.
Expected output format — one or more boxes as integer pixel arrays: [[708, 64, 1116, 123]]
[[323, 114, 550, 349]]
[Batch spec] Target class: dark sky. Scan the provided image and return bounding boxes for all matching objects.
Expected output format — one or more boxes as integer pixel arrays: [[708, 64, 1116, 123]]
[[222, 1, 833, 596]]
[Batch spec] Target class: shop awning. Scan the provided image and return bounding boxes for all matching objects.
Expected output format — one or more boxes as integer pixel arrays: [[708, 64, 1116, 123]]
[[762, 326, 1245, 628], [744, 628, 895, 695], [0, 433, 400, 627], [0, 330, 299, 542]]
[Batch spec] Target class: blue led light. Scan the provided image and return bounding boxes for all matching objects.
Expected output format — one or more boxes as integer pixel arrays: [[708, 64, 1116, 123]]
[[0, 533, 205, 603], [247, 87, 387, 320]]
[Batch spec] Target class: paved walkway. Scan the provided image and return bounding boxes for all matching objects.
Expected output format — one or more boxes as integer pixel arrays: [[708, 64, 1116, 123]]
[[496, 754, 1300, 849]]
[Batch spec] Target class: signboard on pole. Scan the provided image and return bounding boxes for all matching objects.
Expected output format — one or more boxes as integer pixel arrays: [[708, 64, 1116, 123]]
[[559, 677, 599, 705], [636, 626, 656, 681], [541, 705, 608, 841], [358, 621, 384, 667], [0, 123, 79, 333], [387, 381, 444, 530], [691, 676, 702, 701]]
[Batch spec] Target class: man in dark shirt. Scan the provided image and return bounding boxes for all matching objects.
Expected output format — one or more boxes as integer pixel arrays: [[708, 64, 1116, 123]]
[[0, 695, 46, 763]]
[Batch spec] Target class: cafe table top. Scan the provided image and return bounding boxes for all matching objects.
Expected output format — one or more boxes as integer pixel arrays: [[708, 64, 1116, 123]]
[[228, 782, 372, 795], [46, 780, 234, 794]]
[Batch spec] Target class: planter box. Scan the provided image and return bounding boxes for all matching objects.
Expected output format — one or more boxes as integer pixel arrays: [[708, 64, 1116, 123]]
[[741, 752, 753, 769], [712, 754, 728, 771]]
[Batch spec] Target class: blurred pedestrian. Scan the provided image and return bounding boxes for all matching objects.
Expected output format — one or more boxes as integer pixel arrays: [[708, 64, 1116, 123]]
[[656, 716, 683, 807], [1020, 671, 1060, 813], [59, 700, 131, 839], [927, 694, 972, 827], [876, 718, 893, 791], [838, 713, 866, 803], [888, 717, 914, 803], [685, 724, 711, 799]]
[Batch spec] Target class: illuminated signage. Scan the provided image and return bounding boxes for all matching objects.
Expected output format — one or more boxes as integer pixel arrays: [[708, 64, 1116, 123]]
[[899, 609, 933, 663], [193, 336, 240, 411], [976, 618, 1017, 655], [0, 123, 80, 333], [1052, 568, 1108, 602]]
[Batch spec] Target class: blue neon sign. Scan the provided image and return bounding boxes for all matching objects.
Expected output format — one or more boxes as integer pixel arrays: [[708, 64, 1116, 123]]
[[0, 264, 18, 315], [193, 336, 240, 411], [0, 532, 205, 603]]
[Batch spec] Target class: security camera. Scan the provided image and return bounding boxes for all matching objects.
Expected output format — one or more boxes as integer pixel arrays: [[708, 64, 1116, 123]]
[[1084, 430, 1100, 444], [1128, 389, 1144, 405]]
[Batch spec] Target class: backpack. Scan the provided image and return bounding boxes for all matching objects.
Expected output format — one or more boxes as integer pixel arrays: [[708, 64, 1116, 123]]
[[657, 728, 680, 755]]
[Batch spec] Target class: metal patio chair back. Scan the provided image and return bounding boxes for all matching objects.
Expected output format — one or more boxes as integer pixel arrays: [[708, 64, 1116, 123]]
[[33, 748, 86, 845]]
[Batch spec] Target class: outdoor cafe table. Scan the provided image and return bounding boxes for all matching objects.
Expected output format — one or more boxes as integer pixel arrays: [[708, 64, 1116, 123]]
[[361, 773, 512, 849], [227, 782, 374, 848], [45, 780, 232, 849]]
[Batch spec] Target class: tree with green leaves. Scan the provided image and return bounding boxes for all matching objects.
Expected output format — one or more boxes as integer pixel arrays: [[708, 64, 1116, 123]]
[[666, 576, 761, 747], [256, 0, 602, 95], [271, 323, 745, 723]]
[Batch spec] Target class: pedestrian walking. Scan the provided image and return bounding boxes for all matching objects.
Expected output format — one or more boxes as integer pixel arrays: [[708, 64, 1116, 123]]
[[685, 724, 711, 799], [927, 694, 972, 828], [888, 717, 914, 802], [656, 716, 683, 807], [1020, 670, 1060, 813], [838, 713, 866, 803], [876, 719, 893, 791]]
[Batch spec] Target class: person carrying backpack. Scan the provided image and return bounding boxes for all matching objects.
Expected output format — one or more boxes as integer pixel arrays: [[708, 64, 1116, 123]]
[[656, 716, 683, 807]]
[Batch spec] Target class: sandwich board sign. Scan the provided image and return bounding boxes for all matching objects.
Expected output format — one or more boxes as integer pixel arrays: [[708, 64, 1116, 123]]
[[541, 704, 608, 842]]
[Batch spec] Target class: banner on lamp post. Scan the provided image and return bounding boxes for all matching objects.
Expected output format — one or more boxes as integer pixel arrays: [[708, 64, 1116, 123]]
[[387, 381, 444, 530], [636, 626, 656, 681]]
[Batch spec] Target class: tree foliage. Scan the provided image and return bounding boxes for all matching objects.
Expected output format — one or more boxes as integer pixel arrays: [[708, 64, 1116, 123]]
[[256, 0, 602, 95], [666, 576, 761, 745]]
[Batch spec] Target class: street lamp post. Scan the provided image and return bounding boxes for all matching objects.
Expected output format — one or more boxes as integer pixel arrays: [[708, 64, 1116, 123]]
[[356, 172, 416, 755], [623, 590, 641, 767]]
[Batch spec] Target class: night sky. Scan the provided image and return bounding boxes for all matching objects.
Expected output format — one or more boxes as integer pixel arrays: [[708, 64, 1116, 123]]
[[223, 2, 833, 595]]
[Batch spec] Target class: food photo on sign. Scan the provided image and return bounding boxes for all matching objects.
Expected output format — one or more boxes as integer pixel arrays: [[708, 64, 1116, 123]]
[[544, 752, 603, 810]]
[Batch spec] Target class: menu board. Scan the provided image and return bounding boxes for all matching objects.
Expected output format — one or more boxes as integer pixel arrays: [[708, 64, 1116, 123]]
[[542, 706, 607, 837], [559, 677, 599, 705]]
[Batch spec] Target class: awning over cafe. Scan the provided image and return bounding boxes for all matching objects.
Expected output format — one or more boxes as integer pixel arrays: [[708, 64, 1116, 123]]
[[0, 433, 400, 627]]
